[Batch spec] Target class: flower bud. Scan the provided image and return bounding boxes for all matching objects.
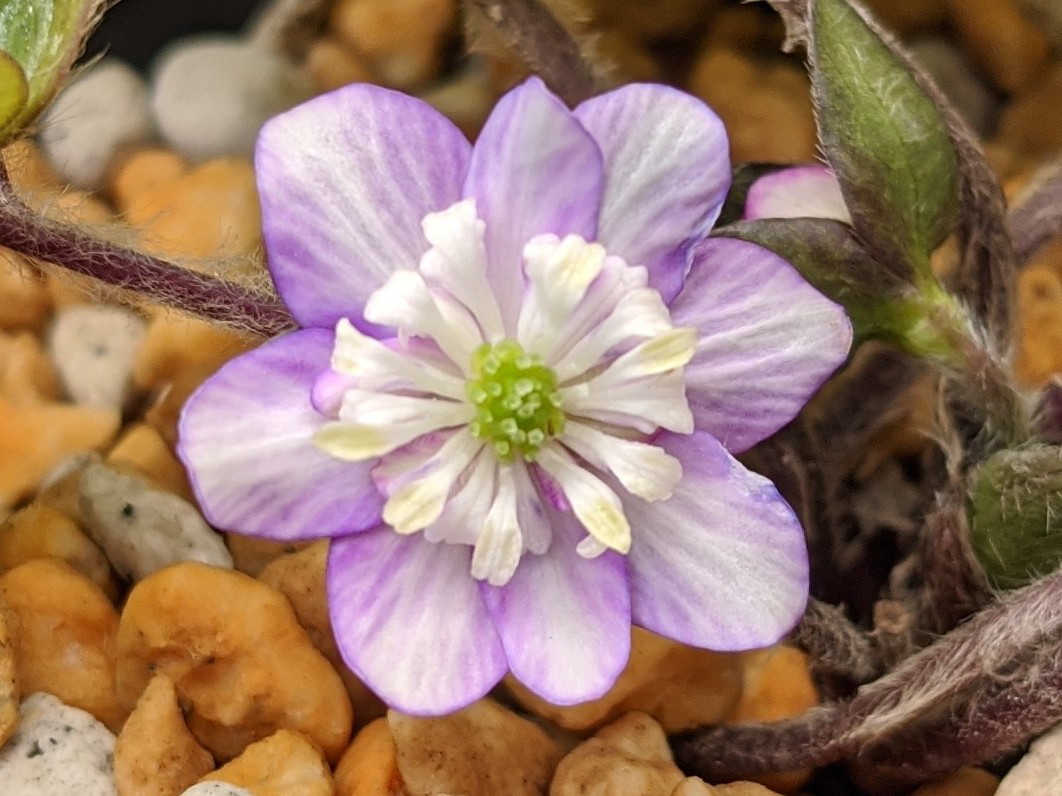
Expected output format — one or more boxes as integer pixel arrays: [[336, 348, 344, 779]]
[[970, 444, 1062, 589]]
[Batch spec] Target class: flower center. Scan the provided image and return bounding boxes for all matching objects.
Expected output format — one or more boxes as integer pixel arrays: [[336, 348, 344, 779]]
[[466, 340, 565, 463]]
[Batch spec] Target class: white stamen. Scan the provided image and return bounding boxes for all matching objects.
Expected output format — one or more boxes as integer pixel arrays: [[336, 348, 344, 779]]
[[383, 430, 483, 533], [364, 270, 483, 371], [425, 450, 497, 547], [592, 327, 698, 381], [332, 318, 465, 399], [518, 234, 606, 358], [535, 443, 631, 554], [540, 256, 649, 368], [576, 536, 609, 559], [553, 288, 673, 382], [471, 465, 524, 585], [314, 390, 472, 460], [420, 199, 506, 342], [561, 421, 683, 502], [562, 369, 694, 434]]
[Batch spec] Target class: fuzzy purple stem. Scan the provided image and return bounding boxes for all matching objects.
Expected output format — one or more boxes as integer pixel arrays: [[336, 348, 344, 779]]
[[0, 159, 294, 338]]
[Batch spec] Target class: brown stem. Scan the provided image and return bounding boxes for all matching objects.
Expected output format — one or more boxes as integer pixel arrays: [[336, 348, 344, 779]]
[[671, 706, 849, 782], [466, 0, 602, 106], [672, 570, 1062, 787], [0, 158, 294, 338], [908, 486, 993, 632], [1010, 157, 1062, 265], [793, 598, 885, 695]]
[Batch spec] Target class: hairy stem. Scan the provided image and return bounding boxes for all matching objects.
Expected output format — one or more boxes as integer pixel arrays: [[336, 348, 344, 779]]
[[672, 570, 1062, 788], [0, 158, 294, 338], [671, 707, 848, 781], [466, 0, 601, 106], [793, 598, 885, 695], [1010, 157, 1062, 264]]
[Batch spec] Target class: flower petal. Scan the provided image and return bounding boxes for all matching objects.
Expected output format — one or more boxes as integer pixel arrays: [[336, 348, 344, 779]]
[[482, 510, 630, 705], [626, 431, 809, 650], [463, 77, 603, 331], [328, 529, 507, 715], [743, 165, 851, 222], [670, 237, 852, 453], [178, 329, 383, 540], [575, 83, 729, 303], [257, 84, 470, 330]]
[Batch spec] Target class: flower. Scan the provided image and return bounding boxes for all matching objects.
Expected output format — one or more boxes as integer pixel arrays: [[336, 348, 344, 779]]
[[178, 77, 852, 715], [744, 164, 851, 222]]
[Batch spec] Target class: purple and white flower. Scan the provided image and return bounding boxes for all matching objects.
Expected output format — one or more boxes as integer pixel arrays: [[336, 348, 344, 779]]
[[178, 77, 852, 715]]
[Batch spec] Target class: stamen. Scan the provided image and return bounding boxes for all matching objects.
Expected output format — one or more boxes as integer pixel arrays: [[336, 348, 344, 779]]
[[467, 340, 565, 463]]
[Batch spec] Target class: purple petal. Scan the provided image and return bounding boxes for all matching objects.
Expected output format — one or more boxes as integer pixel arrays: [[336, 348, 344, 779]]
[[328, 529, 508, 715], [463, 77, 603, 330], [626, 431, 808, 650], [671, 237, 852, 453], [482, 510, 631, 705], [178, 329, 383, 541], [743, 165, 851, 222], [257, 84, 471, 331], [311, 368, 357, 417], [575, 84, 729, 303]]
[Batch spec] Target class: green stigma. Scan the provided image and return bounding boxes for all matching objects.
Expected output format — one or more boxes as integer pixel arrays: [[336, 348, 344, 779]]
[[467, 340, 565, 463]]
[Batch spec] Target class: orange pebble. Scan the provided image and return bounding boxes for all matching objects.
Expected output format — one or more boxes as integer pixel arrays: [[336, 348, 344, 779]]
[[726, 646, 820, 793], [0, 558, 127, 732], [334, 718, 405, 796], [109, 148, 189, 214]]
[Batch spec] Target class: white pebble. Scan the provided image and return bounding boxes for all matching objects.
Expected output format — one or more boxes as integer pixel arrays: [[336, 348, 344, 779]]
[[0, 692, 117, 796], [997, 721, 1062, 795], [48, 305, 146, 410], [38, 59, 154, 190], [79, 461, 233, 581], [151, 35, 312, 161], [181, 782, 255, 796]]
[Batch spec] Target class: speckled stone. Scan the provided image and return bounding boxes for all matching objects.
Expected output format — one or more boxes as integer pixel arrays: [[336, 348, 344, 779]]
[[79, 460, 232, 581], [180, 784, 254, 796], [0, 692, 117, 795]]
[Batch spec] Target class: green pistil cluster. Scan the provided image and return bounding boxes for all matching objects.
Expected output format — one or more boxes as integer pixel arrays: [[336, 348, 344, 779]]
[[467, 340, 565, 463]]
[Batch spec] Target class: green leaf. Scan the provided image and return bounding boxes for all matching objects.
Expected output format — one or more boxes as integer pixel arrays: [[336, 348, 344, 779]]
[[808, 0, 958, 279], [716, 218, 955, 359], [0, 0, 102, 144]]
